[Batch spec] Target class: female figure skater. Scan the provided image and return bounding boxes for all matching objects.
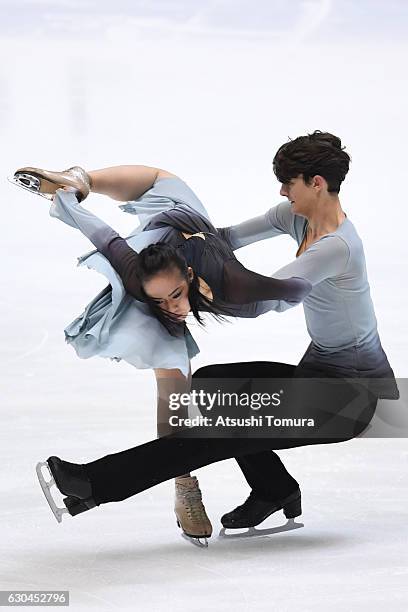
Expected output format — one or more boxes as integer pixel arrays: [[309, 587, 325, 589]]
[[12, 161, 311, 546], [14, 131, 399, 544]]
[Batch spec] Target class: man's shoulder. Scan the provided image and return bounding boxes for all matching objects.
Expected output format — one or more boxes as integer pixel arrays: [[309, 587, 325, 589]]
[[334, 218, 363, 249], [267, 200, 305, 239]]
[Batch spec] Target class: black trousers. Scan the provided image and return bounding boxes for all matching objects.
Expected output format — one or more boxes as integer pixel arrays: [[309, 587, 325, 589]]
[[84, 361, 378, 506]]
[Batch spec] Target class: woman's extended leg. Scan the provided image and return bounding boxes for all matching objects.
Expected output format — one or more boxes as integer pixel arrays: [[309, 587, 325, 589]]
[[12, 164, 174, 203], [88, 165, 173, 201]]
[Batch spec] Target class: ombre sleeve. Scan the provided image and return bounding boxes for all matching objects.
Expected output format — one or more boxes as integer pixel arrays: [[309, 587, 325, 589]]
[[223, 235, 350, 310], [49, 189, 144, 301]]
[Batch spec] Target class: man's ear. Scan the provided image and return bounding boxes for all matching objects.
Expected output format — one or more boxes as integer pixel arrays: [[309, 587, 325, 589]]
[[313, 175, 327, 191]]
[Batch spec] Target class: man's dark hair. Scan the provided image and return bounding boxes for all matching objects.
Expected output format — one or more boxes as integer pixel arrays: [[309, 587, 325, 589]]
[[138, 242, 229, 337], [272, 130, 351, 193]]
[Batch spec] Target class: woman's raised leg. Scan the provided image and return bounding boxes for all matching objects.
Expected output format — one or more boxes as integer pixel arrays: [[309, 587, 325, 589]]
[[88, 165, 175, 201]]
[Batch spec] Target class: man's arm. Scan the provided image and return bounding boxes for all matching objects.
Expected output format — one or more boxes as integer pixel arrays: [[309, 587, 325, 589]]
[[271, 235, 351, 286], [217, 200, 293, 251], [155, 365, 192, 438], [243, 234, 351, 317]]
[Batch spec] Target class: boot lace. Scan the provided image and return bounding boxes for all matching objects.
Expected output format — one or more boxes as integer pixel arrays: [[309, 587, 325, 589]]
[[178, 486, 208, 525]]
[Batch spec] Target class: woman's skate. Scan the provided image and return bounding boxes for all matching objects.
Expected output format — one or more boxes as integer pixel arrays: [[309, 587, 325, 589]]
[[174, 476, 212, 548], [8, 166, 91, 202]]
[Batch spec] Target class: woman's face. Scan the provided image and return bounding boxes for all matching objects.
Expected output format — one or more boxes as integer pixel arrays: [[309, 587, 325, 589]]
[[143, 267, 193, 320]]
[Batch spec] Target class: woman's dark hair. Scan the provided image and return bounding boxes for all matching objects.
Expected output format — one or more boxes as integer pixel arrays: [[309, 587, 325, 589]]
[[272, 130, 351, 193], [137, 243, 230, 337]]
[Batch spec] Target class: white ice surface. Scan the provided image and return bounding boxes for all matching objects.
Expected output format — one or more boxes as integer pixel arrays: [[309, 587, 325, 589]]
[[1, 3, 408, 610], [1, 368, 408, 611]]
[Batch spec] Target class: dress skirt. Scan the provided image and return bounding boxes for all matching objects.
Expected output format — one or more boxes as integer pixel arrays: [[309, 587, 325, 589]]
[[50, 178, 214, 378]]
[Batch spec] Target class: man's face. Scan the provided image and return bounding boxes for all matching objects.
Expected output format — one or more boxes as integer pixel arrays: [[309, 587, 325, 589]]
[[279, 174, 318, 217]]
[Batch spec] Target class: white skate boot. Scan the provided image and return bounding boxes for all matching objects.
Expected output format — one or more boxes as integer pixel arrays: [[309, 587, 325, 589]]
[[9, 165, 91, 202], [174, 476, 212, 548]]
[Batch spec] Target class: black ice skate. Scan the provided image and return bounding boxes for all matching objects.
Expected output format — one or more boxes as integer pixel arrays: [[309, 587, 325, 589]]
[[219, 488, 304, 540], [36, 456, 97, 523]]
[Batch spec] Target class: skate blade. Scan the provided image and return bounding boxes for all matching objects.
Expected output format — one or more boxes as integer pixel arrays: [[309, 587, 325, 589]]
[[7, 174, 54, 200], [36, 461, 69, 523], [181, 533, 209, 548], [176, 518, 210, 548], [218, 518, 304, 540]]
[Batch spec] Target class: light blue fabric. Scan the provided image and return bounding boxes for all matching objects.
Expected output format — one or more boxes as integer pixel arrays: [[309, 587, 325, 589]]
[[50, 182, 204, 377], [117, 176, 212, 230], [52, 179, 309, 377]]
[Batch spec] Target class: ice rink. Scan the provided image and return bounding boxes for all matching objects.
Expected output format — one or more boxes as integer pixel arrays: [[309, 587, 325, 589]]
[[1, 1, 408, 610]]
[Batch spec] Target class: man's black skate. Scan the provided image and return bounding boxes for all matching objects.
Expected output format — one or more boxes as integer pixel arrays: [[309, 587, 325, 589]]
[[221, 487, 302, 529], [36, 456, 97, 523]]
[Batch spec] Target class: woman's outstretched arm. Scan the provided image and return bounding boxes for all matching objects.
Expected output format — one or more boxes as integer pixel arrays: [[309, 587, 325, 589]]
[[223, 234, 350, 312], [223, 259, 312, 306], [88, 166, 178, 202]]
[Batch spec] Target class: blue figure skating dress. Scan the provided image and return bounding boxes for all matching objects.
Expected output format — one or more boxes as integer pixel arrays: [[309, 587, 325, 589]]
[[51, 177, 310, 378]]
